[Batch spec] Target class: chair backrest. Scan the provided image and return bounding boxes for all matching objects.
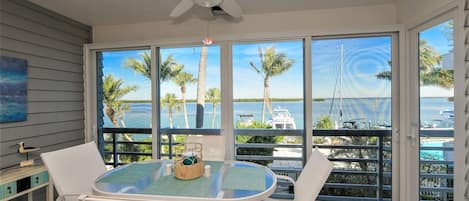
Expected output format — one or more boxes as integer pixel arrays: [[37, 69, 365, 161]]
[[294, 149, 333, 201], [185, 135, 225, 161], [41, 142, 107, 196]]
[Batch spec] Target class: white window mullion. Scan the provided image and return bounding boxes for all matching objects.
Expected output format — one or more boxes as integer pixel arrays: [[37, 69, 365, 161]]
[[303, 37, 313, 161], [151, 45, 160, 159], [455, 0, 468, 199], [220, 41, 235, 160], [391, 32, 402, 201], [84, 48, 98, 143], [407, 28, 421, 201]]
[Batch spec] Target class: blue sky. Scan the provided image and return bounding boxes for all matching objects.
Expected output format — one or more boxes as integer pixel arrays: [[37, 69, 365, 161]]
[[233, 41, 304, 99], [312, 37, 392, 98], [419, 20, 454, 97], [101, 20, 453, 100]]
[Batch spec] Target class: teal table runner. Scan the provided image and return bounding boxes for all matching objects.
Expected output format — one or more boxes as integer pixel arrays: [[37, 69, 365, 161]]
[[99, 163, 162, 184], [142, 176, 211, 197], [222, 166, 266, 191]]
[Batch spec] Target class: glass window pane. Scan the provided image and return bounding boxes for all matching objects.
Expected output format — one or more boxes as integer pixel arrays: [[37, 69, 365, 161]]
[[312, 36, 393, 199], [232, 41, 304, 196], [419, 20, 454, 200], [233, 41, 304, 128], [97, 49, 153, 166], [159, 46, 221, 129]]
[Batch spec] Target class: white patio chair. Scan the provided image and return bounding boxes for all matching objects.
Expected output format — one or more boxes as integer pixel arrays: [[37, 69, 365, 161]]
[[41, 142, 107, 201], [185, 135, 225, 161], [275, 149, 333, 201]]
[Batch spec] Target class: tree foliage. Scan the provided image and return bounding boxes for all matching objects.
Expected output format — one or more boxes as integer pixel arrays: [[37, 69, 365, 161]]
[[249, 46, 295, 122], [206, 88, 221, 128], [376, 39, 453, 89]]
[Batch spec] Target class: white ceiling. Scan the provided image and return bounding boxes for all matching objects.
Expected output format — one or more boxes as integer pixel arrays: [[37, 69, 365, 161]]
[[29, 0, 395, 26]]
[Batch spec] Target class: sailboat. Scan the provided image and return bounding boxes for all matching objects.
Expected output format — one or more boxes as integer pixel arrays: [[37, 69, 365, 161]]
[[328, 44, 346, 129]]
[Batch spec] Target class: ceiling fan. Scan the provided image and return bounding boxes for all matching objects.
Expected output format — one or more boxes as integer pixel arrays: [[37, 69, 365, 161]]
[[170, 0, 243, 19]]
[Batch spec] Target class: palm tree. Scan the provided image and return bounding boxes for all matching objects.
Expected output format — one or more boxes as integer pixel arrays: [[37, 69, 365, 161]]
[[419, 40, 442, 73], [420, 68, 454, 89], [161, 93, 182, 128], [376, 40, 453, 89], [172, 71, 197, 128], [160, 55, 183, 81], [195, 46, 208, 128], [124, 51, 151, 79], [115, 102, 131, 128], [206, 88, 220, 128], [102, 74, 138, 141], [249, 46, 295, 122], [124, 52, 182, 81]]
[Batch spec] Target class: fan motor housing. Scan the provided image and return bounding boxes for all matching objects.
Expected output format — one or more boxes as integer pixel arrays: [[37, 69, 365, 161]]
[[194, 0, 223, 8]]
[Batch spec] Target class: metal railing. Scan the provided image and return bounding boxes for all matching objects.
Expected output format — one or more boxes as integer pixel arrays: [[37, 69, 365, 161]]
[[233, 129, 392, 200], [100, 128, 454, 201]]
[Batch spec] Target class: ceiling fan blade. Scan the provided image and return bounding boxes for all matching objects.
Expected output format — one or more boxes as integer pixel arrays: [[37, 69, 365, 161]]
[[219, 0, 242, 18], [170, 0, 195, 18]]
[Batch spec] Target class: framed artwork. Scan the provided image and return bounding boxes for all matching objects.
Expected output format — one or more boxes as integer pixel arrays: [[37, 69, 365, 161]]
[[0, 56, 28, 123]]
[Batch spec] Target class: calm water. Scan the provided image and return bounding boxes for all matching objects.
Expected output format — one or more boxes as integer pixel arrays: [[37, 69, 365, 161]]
[[102, 97, 454, 160], [103, 97, 454, 129]]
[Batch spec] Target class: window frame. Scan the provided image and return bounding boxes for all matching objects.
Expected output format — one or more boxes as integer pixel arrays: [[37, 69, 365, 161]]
[[311, 33, 400, 200], [84, 27, 403, 200], [408, 9, 459, 201]]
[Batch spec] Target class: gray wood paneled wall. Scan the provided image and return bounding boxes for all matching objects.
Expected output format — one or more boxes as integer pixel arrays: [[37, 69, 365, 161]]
[[0, 0, 91, 169]]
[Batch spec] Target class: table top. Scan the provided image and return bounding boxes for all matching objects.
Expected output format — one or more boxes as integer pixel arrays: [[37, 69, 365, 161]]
[[93, 160, 277, 201]]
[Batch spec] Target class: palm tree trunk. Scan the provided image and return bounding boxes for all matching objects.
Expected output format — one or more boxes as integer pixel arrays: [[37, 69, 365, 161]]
[[182, 91, 189, 128], [261, 96, 266, 123], [117, 111, 127, 128], [211, 103, 217, 128], [169, 109, 173, 128], [261, 77, 272, 123], [106, 107, 133, 141], [106, 107, 120, 128], [266, 89, 273, 115], [196, 46, 208, 128]]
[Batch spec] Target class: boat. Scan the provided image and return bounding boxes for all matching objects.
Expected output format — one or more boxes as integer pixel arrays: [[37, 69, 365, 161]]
[[268, 107, 297, 129], [420, 109, 454, 129], [236, 113, 255, 127], [440, 109, 454, 119]]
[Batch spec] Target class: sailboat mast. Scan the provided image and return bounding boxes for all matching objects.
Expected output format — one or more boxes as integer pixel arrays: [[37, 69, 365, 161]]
[[339, 44, 344, 122]]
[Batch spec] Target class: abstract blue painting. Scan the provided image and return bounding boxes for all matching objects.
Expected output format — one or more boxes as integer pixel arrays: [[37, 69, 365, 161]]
[[0, 56, 28, 123]]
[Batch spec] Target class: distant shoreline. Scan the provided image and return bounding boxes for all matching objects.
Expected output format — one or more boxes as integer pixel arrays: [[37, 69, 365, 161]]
[[122, 96, 453, 103]]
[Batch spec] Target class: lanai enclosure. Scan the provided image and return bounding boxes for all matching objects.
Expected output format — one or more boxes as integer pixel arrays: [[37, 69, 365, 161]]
[[0, 0, 468, 200]]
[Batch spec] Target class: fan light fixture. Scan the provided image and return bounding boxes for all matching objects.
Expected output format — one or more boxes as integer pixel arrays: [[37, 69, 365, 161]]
[[202, 37, 214, 45], [194, 0, 223, 8]]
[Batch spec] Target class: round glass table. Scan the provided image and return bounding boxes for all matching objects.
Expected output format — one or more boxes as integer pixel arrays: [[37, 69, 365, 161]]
[[93, 160, 277, 201]]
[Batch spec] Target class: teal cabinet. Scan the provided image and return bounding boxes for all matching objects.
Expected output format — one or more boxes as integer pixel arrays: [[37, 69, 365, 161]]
[[1, 181, 17, 199], [31, 171, 49, 188]]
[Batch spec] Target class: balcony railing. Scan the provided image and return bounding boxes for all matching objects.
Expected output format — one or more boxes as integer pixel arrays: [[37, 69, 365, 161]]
[[100, 128, 453, 201]]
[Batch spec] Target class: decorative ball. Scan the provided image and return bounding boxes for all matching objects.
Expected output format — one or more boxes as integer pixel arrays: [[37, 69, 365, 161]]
[[182, 156, 199, 165], [182, 158, 192, 165]]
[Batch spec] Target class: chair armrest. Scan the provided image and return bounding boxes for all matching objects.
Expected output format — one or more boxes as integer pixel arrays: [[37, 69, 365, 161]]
[[275, 174, 296, 185]]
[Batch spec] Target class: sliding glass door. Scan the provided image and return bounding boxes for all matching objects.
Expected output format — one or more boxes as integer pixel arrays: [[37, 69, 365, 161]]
[[232, 40, 305, 198], [157, 45, 221, 159], [311, 35, 395, 200], [96, 49, 153, 167], [417, 19, 455, 201]]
